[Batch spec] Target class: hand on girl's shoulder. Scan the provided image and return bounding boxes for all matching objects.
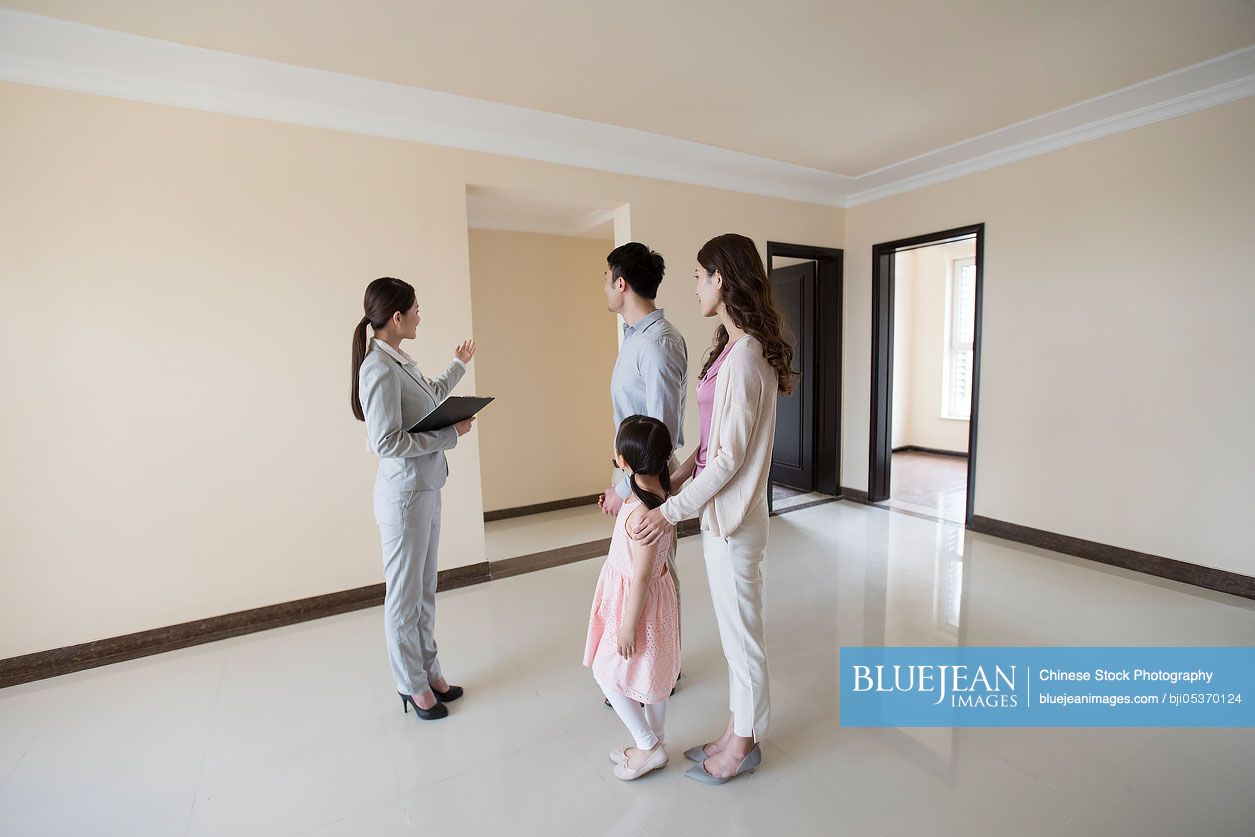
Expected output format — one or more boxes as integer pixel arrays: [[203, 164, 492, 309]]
[[625, 504, 650, 540], [625, 503, 670, 546]]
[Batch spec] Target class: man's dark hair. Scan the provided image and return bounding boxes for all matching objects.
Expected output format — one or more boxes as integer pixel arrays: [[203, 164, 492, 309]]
[[607, 242, 665, 300]]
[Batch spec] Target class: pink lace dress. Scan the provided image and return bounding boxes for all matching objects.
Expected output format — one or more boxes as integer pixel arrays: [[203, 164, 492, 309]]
[[583, 499, 680, 703]]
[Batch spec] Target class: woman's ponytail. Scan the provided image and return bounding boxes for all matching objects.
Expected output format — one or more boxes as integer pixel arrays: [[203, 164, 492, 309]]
[[350, 316, 372, 421], [351, 278, 417, 421]]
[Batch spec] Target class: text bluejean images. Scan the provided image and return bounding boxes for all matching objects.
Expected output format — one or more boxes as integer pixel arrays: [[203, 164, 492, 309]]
[[839, 647, 1255, 727]]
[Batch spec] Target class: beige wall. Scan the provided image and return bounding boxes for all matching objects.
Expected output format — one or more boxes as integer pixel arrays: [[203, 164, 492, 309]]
[[468, 229, 617, 511], [7, 73, 1248, 659], [892, 242, 974, 453], [0, 81, 843, 657], [845, 97, 1255, 577]]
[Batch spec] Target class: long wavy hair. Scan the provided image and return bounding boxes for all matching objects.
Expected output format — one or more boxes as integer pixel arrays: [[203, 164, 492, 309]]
[[696, 234, 795, 395], [350, 277, 416, 421]]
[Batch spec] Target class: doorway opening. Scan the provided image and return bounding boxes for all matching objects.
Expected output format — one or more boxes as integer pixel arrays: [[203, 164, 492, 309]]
[[765, 242, 843, 514], [869, 225, 984, 526], [465, 185, 626, 566]]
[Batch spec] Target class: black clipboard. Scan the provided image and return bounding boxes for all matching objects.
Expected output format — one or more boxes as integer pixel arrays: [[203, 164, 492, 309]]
[[408, 396, 494, 433]]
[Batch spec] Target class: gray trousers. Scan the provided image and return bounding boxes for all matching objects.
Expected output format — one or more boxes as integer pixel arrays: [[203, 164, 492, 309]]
[[374, 488, 443, 695]]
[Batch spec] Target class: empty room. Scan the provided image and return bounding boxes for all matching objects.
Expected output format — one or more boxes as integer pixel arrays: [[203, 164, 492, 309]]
[[1, 2, 1253, 835]]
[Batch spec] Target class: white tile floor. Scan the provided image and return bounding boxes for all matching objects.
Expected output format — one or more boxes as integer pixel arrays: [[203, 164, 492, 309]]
[[3, 502, 1254, 836], [484, 504, 609, 563]]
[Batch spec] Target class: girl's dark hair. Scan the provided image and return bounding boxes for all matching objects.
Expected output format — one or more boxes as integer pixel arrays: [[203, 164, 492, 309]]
[[351, 276, 417, 421], [696, 233, 796, 395], [615, 415, 673, 510]]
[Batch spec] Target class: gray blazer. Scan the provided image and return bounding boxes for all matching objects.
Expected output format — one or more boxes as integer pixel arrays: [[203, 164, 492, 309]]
[[359, 345, 467, 492]]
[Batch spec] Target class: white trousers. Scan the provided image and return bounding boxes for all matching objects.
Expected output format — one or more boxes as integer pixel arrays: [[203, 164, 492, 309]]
[[702, 500, 770, 741], [603, 687, 668, 750]]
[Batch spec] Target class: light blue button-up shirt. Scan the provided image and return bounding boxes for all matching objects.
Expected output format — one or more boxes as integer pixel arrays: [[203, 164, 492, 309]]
[[610, 308, 688, 498]]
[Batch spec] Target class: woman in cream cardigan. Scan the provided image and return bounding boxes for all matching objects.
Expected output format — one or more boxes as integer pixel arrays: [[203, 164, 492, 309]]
[[634, 233, 795, 784]]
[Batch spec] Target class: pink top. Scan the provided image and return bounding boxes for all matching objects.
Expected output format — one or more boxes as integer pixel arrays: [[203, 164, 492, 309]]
[[583, 500, 680, 704], [694, 339, 738, 478]]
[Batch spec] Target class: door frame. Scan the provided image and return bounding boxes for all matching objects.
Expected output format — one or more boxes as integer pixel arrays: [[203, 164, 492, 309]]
[[767, 260, 817, 491], [765, 241, 843, 510], [868, 224, 985, 526]]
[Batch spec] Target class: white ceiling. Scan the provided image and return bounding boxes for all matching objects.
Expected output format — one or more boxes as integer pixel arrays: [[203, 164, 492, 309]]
[[0, 2, 1249, 205], [3, 0, 1252, 176]]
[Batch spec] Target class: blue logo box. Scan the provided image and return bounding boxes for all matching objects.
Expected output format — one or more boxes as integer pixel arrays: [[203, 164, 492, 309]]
[[839, 647, 1255, 727]]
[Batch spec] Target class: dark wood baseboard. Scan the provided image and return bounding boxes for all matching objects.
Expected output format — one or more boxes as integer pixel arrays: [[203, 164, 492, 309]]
[[892, 445, 968, 458], [0, 562, 492, 690], [771, 497, 839, 516], [489, 539, 613, 581], [488, 499, 855, 586], [0, 512, 710, 688], [0, 584, 384, 689], [18, 496, 1095, 690], [483, 494, 601, 522], [839, 486, 870, 503], [838, 494, 1253, 599], [492, 517, 705, 579], [968, 516, 1255, 600], [438, 561, 493, 591]]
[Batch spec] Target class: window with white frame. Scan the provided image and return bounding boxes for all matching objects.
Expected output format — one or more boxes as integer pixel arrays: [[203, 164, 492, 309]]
[[943, 257, 976, 420]]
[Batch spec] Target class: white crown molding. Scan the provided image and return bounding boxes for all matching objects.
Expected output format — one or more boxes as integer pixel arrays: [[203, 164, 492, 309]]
[[845, 46, 1255, 207], [0, 9, 851, 207], [1, 9, 1251, 210]]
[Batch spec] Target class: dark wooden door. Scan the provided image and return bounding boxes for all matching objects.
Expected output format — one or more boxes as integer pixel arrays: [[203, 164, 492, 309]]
[[770, 262, 815, 490]]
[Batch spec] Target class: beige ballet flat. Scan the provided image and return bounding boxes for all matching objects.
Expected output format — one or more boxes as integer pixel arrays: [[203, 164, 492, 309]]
[[612, 745, 669, 780], [611, 739, 667, 764]]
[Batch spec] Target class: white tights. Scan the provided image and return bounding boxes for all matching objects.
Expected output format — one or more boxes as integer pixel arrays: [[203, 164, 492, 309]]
[[603, 689, 668, 750]]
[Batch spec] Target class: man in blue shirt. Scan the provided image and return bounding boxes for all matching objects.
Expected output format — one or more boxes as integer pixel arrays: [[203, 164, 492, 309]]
[[600, 243, 688, 689], [601, 242, 688, 514]]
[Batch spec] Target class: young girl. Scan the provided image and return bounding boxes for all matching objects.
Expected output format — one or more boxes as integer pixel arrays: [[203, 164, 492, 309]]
[[583, 415, 681, 781]]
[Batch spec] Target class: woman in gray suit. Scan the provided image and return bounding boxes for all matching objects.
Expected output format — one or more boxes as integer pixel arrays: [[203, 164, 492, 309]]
[[351, 277, 476, 721]]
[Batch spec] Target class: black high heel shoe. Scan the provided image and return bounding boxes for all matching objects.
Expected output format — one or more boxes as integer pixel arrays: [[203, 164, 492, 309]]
[[431, 684, 464, 702], [398, 691, 448, 720]]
